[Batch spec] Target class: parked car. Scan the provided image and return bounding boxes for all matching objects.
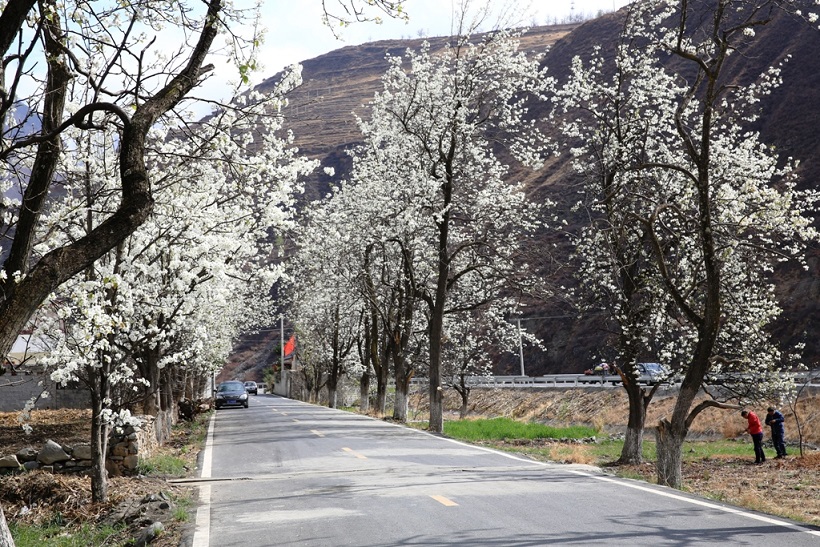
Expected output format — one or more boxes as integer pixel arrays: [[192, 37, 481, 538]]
[[636, 362, 671, 385], [214, 381, 249, 409], [243, 381, 258, 395]]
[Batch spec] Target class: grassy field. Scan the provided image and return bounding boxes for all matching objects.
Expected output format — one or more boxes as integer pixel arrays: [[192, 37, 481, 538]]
[[414, 413, 820, 526], [438, 418, 786, 464]]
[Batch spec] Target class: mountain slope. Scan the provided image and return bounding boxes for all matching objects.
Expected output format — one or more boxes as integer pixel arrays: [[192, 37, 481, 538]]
[[251, 12, 819, 375]]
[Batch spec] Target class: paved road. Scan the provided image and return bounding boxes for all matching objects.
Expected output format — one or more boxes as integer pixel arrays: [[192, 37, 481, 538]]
[[184, 395, 820, 546]]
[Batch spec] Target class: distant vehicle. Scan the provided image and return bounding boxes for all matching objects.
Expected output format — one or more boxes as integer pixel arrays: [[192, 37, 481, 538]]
[[636, 362, 671, 385], [214, 381, 249, 409], [244, 381, 258, 395]]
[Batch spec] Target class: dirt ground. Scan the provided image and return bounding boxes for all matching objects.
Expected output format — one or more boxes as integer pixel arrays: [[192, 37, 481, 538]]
[[0, 387, 818, 544], [0, 409, 194, 546]]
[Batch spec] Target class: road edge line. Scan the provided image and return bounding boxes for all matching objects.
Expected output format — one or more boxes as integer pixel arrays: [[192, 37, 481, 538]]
[[191, 412, 216, 547]]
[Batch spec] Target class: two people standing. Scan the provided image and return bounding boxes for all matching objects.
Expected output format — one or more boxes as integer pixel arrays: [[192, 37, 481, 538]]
[[741, 407, 788, 463]]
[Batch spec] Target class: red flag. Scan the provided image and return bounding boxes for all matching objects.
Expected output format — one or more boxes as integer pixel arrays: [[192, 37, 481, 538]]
[[283, 335, 295, 357]]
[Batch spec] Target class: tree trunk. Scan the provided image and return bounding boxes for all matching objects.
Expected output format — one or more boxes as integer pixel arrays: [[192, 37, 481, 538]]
[[458, 384, 469, 420], [619, 382, 648, 464], [327, 381, 338, 409], [655, 418, 685, 488], [394, 380, 408, 422], [428, 309, 444, 433], [161, 366, 174, 413], [0, 503, 14, 547], [359, 372, 371, 413], [392, 343, 408, 422], [375, 341, 390, 415], [328, 350, 342, 409], [89, 374, 110, 503], [621, 420, 645, 465], [139, 347, 161, 415]]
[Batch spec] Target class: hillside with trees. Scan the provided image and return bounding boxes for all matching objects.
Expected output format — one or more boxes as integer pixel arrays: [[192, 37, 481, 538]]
[[249, 7, 819, 378]]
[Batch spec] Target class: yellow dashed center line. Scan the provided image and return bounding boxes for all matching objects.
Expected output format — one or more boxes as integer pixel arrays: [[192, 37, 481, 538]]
[[430, 495, 458, 507], [342, 447, 367, 459], [310, 429, 324, 437]]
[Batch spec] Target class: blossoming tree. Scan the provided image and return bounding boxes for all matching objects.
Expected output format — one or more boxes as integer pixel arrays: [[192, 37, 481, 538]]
[[0, 0, 411, 517], [35, 86, 311, 502], [346, 31, 552, 432], [550, 0, 819, 487]]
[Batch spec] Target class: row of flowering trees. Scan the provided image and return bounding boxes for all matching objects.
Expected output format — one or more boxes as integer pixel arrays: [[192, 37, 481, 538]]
[[286, 28, 550, 427], [286, 0, 819, 489], [0, 0, 409, 517], [32, 89, 314, 502]]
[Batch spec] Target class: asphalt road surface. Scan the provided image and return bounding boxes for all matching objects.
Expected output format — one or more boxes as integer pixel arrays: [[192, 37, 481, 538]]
[[183, 394, 820, 546]]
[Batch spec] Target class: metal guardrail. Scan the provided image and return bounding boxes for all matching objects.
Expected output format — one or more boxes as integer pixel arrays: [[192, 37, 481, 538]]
[[410, 374, 625, 388], [410, 372, 820, 389], [460, 374, 624, 388]]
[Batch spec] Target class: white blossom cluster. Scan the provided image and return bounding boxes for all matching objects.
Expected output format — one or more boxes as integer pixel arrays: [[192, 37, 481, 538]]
[[29, 76, 315, 414]]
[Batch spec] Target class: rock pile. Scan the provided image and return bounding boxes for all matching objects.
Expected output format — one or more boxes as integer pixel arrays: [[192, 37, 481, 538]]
[[0, 439, 92, 473]]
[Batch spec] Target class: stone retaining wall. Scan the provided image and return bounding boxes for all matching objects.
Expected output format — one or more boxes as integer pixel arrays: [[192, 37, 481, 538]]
[[0, 414, 159, 476]]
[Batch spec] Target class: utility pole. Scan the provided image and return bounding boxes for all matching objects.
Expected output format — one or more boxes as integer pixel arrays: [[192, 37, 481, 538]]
[[517, 318, 525, 377]]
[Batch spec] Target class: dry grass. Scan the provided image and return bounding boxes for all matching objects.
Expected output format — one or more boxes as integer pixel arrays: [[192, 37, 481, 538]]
[[452, 388, 820, 444], [0, 409, 195, 546], [547, 444, 598, 465]]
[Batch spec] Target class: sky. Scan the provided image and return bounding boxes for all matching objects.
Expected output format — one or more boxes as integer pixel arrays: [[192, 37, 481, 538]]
[[199, 0, 629, 103]]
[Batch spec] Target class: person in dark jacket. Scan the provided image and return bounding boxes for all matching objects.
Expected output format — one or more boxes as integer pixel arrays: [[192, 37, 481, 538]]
[[765, 406, 787, 458], [741, 409, 766, 464]]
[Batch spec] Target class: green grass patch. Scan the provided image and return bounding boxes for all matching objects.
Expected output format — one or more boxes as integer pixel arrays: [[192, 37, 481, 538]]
[[184, 411, 212, 444], [136, 454, 188, 477], [172, 492, 194, 522], [443, 417, 597, 442], [10, 522, 125, 547]]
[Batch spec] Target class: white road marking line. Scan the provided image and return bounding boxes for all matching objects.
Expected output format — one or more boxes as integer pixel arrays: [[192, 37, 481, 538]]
[[427, 430, 820, 538], [191, 413, 216, 547]]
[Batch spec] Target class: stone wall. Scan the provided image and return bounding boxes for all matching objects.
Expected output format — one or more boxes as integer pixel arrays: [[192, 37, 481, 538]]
[[0, 414, 159, 476]]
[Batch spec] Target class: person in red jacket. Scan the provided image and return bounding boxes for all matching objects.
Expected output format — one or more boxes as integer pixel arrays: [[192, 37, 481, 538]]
[[741, 409, 766, 464]]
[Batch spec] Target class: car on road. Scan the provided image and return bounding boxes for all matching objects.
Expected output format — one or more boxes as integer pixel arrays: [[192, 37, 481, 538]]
[[636, 362, 671, 385], [243, 381, 258, 395], [215, 381, 249, 409]]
